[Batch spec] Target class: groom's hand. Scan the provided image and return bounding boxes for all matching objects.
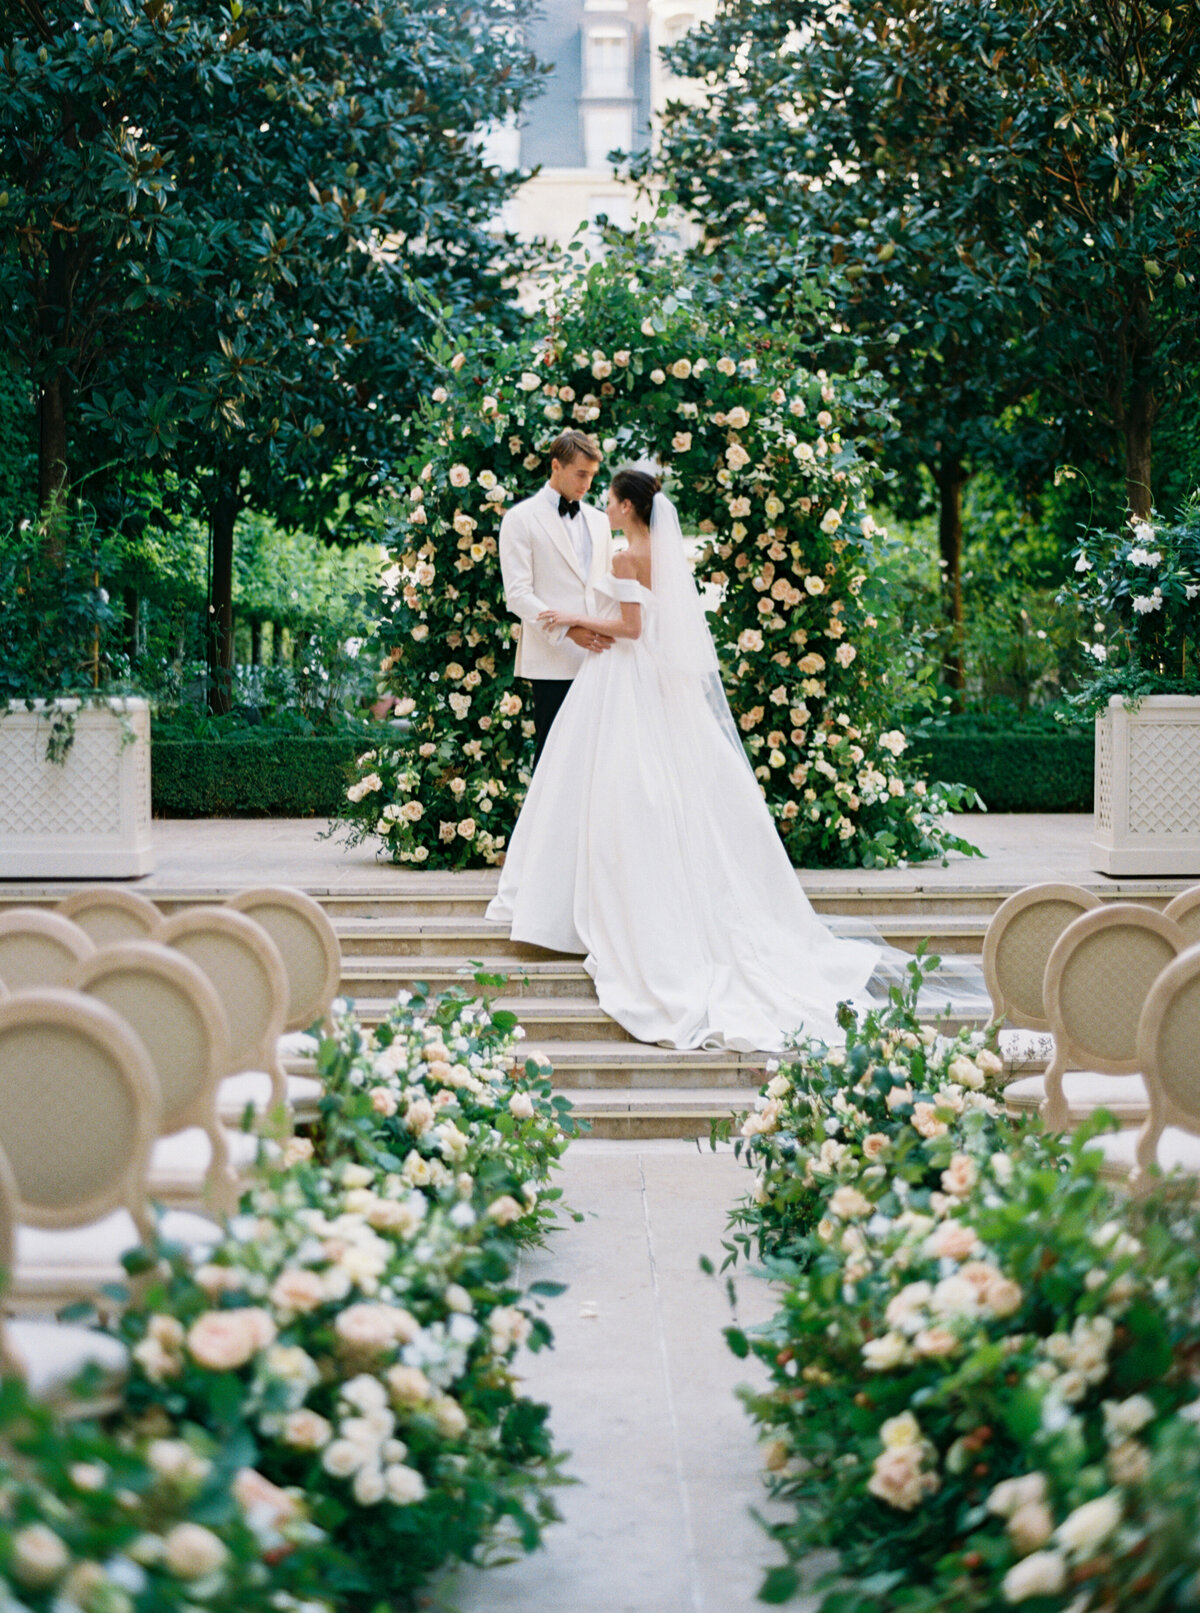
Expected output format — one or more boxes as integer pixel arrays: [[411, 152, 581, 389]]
[[566, 625, 613, 653]]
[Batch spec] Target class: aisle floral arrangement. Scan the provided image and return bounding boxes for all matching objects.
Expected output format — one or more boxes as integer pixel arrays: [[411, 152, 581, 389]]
[[337, 244, 979, 872], [313, 983, 579, 1248], [721, 960, 1200, 1609], [4, 984, 576, 1613], [717, 955, 1010, 1266], [0, 1375, 333, 1613]]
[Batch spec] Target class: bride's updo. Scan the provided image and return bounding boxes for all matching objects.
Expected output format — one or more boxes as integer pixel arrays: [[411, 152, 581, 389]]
[[611, 467, 661, 526]]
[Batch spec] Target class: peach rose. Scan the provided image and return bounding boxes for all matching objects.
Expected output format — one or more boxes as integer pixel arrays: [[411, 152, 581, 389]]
[[270, 1269, 326, 1316], [187, 1308, 276, 1371]]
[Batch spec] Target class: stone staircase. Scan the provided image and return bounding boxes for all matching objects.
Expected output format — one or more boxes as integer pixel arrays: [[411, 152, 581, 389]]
[[3, 874, 1190, 1139]]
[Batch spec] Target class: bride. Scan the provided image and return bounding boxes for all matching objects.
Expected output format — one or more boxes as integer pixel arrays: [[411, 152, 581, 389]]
[[485, 467, 878, 1052]]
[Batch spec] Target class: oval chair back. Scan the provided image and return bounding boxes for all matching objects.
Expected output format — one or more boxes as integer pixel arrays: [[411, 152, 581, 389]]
[[0, 911, 94, 991], [1041, 904, 1185, 1130], [58, 888, 164, 947], [228, 886, 341, 1034], [982, 883, 1102, 1030], [1162, 885, 1200, 948], [0, 989, 159, 1245], [160, 908, 288, 1108], [1132, 943, 1200, 1186]]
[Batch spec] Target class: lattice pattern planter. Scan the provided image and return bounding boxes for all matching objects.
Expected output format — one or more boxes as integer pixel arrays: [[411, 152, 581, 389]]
[[0, 699, 154, 877], [1091, 694, 1200, 875]]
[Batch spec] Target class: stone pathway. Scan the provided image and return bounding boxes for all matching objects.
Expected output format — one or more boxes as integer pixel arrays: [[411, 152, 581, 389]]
[[434, 1140, 794, 1613]]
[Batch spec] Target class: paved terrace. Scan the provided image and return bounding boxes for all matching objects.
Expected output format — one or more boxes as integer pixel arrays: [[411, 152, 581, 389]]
[[0, 814, 1167, 899]]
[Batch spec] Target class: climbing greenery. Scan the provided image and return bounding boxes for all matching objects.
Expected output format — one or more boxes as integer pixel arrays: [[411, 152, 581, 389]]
[[337, 250, 979, 871]]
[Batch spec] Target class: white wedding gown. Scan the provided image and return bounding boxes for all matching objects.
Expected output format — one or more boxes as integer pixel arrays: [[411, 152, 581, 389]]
[[486, 497, 879, 1052]]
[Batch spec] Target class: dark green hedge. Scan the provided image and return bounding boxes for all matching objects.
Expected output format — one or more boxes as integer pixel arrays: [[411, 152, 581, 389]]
[[152, 735, 361, 817], [151, 728, 1095, 819], [912, 730, 1094, 813]]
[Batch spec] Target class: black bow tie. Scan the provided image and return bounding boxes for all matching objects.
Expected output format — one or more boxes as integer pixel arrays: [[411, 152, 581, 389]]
[[558, 496, 580, 519]]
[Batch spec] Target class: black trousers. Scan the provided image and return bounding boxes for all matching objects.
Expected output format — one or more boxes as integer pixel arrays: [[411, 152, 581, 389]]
[[530, 679, 573, 769]]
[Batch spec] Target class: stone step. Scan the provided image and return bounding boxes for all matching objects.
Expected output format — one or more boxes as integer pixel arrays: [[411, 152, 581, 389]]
[[340, 948, 991, 997], [563, 1086, 760, 1140], [334, 913, 991, 958], [2, 880, 1195, 923]]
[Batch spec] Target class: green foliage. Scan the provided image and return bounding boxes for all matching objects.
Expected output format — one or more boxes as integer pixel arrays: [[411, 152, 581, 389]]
[[337, 245, 980, 872], [0, 503, 128, 704], [1, 0, 545, 515], [642, 0, 1200, 514], [150, 734, 365, 817], [1063, 499, 1200, 716]]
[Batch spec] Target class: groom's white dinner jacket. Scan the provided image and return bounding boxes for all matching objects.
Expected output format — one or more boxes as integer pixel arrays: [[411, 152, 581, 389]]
[[498, 483, 615, 680]]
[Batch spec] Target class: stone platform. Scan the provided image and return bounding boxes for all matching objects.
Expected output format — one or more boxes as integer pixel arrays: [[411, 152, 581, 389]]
[[4, 813, 1194, 1138]]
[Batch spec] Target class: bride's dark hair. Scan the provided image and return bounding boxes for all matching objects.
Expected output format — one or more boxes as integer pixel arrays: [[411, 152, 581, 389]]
[[611, 467, 661, 526]]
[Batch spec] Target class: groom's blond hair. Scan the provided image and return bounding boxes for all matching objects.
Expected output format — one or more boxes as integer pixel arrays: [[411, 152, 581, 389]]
[[548, 429, 602, 466]]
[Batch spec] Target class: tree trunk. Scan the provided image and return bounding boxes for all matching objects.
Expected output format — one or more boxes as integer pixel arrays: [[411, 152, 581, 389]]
[[250, 619, 263, 666], [207, 481, 239, 716], [936, 454, 967, 703], [273, 621, 286, 664], [37, 370, 69, 557], [1124, 378, 1154, 519]]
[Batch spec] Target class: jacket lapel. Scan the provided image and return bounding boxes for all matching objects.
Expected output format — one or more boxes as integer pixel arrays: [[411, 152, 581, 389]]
[[532, 497, 584, 581]]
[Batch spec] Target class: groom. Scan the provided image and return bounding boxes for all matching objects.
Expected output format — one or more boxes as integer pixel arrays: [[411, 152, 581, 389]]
[[498, 429, 616, 764]]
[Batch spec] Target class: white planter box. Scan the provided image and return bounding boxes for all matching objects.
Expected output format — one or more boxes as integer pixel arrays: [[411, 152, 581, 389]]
[[0, 699, 154, 878], [1092, 694, 1200, 875]]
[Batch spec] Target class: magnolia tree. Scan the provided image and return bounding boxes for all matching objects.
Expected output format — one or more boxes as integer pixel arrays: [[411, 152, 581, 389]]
[[338, 256, 977, 870]]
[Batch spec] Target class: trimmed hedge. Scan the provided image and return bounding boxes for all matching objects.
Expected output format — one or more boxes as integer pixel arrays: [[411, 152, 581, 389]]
[[912, 728, 1094, 812], [152, 734, 361, 816], [150, 727, 1095, 819]]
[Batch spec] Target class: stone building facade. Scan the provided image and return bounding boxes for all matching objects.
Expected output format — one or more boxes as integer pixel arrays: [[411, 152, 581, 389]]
[[488, 0, 714, 245]]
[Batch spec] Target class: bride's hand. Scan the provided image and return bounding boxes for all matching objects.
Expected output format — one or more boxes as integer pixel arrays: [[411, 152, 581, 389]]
[[538, 608, 576, 628]]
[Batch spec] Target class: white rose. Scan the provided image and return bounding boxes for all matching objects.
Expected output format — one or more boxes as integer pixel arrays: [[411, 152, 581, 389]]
[[1002, 1551, 1067, 1603], [11, 1525, 70, 1588], [448, 464, 470, 487], [322, 1439, 369, 1478], [862, 1332, 909, 1371], [384, 1463, 427, 1505], [1054, 1492, 1122, 1555], [508, 1090, 535, 1119], [352, 1466, 386, 1506], [162, 1524, 228, 1580]]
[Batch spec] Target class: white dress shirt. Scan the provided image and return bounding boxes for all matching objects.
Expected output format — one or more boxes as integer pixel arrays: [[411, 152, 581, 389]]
[[543, 482, 592, 577]]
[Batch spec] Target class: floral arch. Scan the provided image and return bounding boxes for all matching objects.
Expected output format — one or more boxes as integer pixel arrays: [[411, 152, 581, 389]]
[[339, 256, 973, 870]]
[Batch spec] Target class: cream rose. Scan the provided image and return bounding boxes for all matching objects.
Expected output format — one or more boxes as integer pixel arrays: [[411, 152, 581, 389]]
[[162, 1523, 228, 1580], [282, 1409, 333, 1450], [11, 1525, 70, 1588], [1001, 1551, 1066, 1603]]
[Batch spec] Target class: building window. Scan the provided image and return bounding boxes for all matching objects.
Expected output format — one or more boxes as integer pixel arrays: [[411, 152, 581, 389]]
[[585, 26, 630, 96], [480, 116, 521, 172], [664, 11, 696, 46], [583, 105, 633, 170]]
